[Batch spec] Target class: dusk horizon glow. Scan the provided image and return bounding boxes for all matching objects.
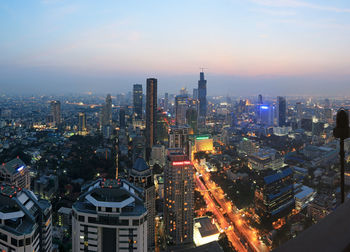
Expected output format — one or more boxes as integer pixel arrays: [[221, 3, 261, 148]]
[[1, 0, 350, 95]]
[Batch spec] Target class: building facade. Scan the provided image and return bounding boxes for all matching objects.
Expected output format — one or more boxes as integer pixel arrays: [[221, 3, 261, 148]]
[[133, 84, 143, 120], [164, 151, 194, 245], [0, 158, 30, 189], [146, 78, 157, 149], [0, 185, 52, 252], [72, 179, 148, 252]]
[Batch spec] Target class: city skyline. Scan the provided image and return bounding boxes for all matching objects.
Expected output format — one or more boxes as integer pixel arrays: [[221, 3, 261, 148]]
[[1, 0, 350, 95]]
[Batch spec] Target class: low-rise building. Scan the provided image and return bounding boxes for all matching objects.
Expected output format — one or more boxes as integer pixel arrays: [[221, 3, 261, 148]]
[[0, 158, 30, 189]]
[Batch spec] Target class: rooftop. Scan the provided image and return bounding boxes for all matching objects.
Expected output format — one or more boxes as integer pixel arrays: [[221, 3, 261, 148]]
[[1, 158, 26, 175]]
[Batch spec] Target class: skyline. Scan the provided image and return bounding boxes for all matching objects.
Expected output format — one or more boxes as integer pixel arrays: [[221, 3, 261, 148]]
[[1, 0, 350, 95]]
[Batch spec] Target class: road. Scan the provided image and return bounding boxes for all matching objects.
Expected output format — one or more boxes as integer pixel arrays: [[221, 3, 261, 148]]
[[195, 174, 248, 252], [195, 161, 269, 252]]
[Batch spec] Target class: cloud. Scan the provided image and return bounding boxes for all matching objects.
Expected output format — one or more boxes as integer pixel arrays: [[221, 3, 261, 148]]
[[251, 0, 350, 13]]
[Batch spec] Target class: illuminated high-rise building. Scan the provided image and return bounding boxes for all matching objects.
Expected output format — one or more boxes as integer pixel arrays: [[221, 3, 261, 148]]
[[78, 112, 87, 135], [50, 100, 61, 126], [175, 95, 188, 125], [128, 158, 156, 248], [146, 78, 157, 149], [277, 96, 286, 127], [133, 84, 143, 119], [164, 150, 194, 245], [168, 125, 190, 157], [198, 72, 207, 117]]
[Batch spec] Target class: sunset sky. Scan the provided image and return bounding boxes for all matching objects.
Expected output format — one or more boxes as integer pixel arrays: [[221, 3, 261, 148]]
[[1, 0, 350, 96]]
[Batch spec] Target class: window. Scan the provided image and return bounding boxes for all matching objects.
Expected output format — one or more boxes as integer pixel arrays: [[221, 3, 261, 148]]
[[132, 219, 139, 226], [0, 232, 7, 242], [79, 215, 85, 222], [26, 237, 31, 245], [106, 207, 112, 212], [11, 237, 17, 246]]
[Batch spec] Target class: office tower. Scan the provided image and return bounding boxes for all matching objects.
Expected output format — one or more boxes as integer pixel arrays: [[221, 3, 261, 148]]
[[255, 167, 294, 223], [175, 95, 188, 125], [164, 92, 169, 112], [151, 145, 166, 167], [198, 72, 207, 117], [259, 104, 274, 126], [180, 87, 188, 96], [296, 102, 302, 120], [186, 99, 198, 134], [258, 94, 263, 104], [324, 99, 332, 123], [119, 107, 126, 128], [156, 109, 169, 144], [78, 112, 87, 135], [0, 158, 30, 189], [0, 185, 52, 251], [128, 158, 156, 248], [133, 84, 143, 119], [193, 88, 198, 100], [146, 78, 157, 149], [164, 150, 194, 245], [72, 179, 148, 252], [168, 125, 191, 158], [277, 96, 286, 127], [50, 100, 61, 126]]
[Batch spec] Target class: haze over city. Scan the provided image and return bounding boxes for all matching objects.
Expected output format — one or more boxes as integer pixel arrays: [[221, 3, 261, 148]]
[[1, 0, 350, 95]]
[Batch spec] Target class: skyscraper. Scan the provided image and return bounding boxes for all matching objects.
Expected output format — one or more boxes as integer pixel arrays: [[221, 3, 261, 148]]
[[193, 88, 198, 100], [50, 100, 61, 126], [146, 78, 157, 149], [78, 112, 87, 135], [198, 72, 207, 117], [128, 158, 156, 248], [164, 150, 194, 245], [175, 95, 188, 125], [72, 179, 148, 252], [277, 96, 287, 127], [258, 94, 263, 104], [168, 125, 191, 157], [133, 84, 143, 119], [164, 92, 169, 112]]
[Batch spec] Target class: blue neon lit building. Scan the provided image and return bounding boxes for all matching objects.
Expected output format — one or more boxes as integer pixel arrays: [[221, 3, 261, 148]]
[[255, 167, 295, 222]]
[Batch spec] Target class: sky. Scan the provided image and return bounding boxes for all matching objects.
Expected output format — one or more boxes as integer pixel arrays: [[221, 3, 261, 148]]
[[1, 0, 350, 96]]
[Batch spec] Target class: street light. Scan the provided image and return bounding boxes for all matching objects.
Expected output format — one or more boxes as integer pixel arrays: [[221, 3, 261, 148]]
[[333, 109, 350, 203]]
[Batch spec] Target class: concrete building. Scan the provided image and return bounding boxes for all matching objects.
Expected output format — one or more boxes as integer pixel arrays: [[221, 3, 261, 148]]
[[146, 78, 157, 149], [34, 175, 58, 200], [72, 179, 148, 252], [50, 100, 61, 126], [248, 148, 284, 171], [133, 84, 143, 120], [168, 125, 190, 158], [128, 158, 155, 248], [151, 145, 166, 167], [164, 150, 194, 245], [294, 185, 316, 211], [0, 185, 52, 252], [58, 207, 72, 229], [0, 158, 30, 189], [193, 217, 220, 247], [175, 95, 189, 125]]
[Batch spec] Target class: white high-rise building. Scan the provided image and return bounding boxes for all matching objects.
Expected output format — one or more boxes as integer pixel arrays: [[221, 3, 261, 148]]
[[0, 158, 30, 189], [72, 179, 148, 252], [0, 185, 52, 252]]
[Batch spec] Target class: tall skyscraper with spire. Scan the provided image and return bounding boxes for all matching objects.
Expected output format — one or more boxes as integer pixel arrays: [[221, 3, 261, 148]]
[[146, 78, 157, 149], [198, 71, 207, 118]]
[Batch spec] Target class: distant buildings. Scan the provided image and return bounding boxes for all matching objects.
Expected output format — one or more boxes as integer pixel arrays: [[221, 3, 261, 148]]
[[164, 150, 194, 245], [0, 185, 52, 251], [255, 167, 295, 222], [175, 95, 189, 125], [72, 179, 148, 252], [34, 174, 59, 200], [101, 94, 113, 138], [133, 84, 143, 120], [0, 158, 30, 189], [146, 78, 157, 149]]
